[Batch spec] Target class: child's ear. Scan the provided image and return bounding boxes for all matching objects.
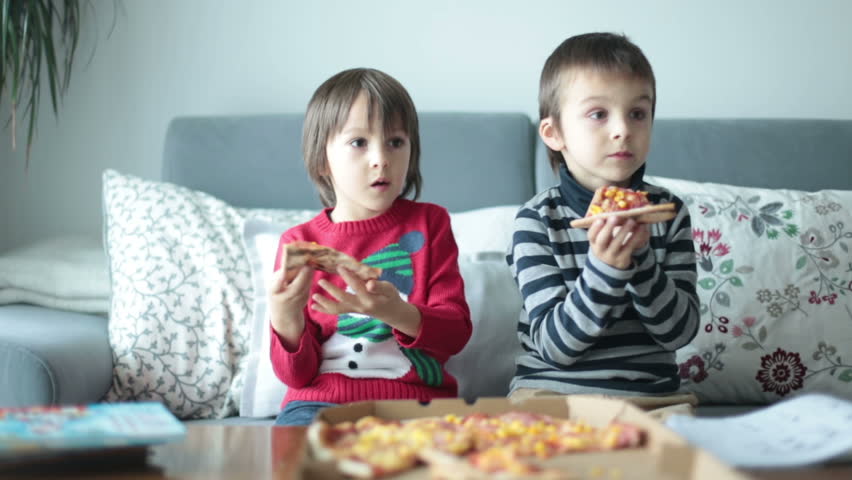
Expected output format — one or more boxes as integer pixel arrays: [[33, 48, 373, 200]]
[[539, 117, 565, 152]]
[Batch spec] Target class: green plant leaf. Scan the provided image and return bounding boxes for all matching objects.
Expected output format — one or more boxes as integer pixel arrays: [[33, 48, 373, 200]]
[[742, 342, 760, 351], [839, 369, 852, 382], [758, 326, 767, 342], [736, 266, 754, 274], [2, 0, 87, 165], [796, 256, 807, 270], [698, 278, 717, 290], [729, 276, 743, 287], [720, 259, 734, 274]]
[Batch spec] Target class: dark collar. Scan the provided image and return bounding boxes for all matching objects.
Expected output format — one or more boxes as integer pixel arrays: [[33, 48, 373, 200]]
[[557, 163, 647, 215]]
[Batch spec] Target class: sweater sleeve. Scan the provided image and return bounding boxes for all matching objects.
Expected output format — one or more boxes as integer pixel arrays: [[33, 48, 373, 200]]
[[508, 206, 635, 367], [626, 199, 700, 351], [395, 206, 472, 358], [268, 232, 323, 388]]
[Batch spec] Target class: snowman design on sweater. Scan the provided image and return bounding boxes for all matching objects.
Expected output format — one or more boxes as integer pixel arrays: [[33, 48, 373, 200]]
[[319, 231, 443, 386]]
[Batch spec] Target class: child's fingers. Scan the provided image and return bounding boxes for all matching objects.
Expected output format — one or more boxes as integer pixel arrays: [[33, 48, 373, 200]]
[[367, 280, 398, 297], [310, 293, 336, 314], [337, 266, 368, 296], [317, 278, 352, 303], [269, 266, 287, 294], [289, 265, 314, 292], [613, 218, 637, 246], [588, 218, 605, 243]]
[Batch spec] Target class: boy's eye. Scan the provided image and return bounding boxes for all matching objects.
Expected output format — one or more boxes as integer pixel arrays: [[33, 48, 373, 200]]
[[630, 109, 648, 120], [589, 110, 607, 120], [350, 138, 367, 148]]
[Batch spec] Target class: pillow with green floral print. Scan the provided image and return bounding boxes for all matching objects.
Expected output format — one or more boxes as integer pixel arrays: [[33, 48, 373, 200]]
[[647, 175, 852, 404]]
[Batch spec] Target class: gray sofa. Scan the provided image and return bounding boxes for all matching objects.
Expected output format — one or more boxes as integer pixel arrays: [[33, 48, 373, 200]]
[[2, 114, 851, 423]]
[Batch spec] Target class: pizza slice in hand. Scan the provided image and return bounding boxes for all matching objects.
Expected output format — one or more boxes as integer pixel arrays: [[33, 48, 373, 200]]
[[569, 185, 676, 229], [283, 241, 382, 282]]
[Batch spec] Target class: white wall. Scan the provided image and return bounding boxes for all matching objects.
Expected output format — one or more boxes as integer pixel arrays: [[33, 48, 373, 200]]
[[2, 0, 851, 251]]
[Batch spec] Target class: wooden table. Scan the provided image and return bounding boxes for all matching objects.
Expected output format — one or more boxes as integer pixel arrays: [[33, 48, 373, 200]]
[[6, 425, 852, 479]]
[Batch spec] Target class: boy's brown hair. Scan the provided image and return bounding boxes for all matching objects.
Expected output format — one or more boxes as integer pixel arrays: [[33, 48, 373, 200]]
[[539, 32, 656, 172], [302, 68, 422, 207]]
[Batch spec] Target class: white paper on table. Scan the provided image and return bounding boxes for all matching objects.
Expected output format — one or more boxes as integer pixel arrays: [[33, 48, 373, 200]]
[[665, 393, 852, 468]]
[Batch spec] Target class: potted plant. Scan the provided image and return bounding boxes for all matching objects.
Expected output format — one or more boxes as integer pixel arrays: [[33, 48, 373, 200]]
[[1, 0, 84, 165]]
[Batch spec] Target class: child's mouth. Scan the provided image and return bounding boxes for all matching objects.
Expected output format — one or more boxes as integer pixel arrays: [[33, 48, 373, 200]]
[[371, 179, 390, 190]]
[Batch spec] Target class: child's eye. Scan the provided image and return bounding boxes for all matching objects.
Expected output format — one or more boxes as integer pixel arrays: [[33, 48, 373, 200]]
[[630, 109, 648, 121], [350, 138, 367, 148], [388, 137, 406, 148], [588, 110, 607, 120]]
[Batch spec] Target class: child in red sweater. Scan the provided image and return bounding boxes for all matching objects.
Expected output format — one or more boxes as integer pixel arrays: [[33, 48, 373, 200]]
[[269, 68, 472, 425]]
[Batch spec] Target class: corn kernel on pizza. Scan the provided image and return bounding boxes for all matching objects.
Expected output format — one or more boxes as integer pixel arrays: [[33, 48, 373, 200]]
[[307, 411, 645, 479], [569, 185, 676, 229]]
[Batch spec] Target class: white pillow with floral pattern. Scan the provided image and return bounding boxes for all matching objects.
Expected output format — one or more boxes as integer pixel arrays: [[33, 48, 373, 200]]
[[647, 176, 852, 404], [102, 169, 315, 419]]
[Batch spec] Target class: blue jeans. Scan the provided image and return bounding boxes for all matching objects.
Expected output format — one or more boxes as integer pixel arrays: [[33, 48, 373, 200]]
[[274, 401, 337, 426]]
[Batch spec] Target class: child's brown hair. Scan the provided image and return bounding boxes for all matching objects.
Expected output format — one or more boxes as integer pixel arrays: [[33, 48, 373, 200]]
[[302, 68, 422, 207], [539, 32, 656, 172]]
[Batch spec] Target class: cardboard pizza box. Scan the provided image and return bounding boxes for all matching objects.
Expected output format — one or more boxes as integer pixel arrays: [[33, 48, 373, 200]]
[[300, 395, 752, 480]]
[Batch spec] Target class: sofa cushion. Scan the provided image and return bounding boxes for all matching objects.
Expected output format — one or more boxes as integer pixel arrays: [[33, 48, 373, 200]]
[[102, 169, 316, 419], [0, 305, 112, 407], [647, 176, 852, 403]]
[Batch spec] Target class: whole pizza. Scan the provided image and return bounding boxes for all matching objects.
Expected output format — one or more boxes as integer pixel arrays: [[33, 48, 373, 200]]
[[307, 411, 645, 478]]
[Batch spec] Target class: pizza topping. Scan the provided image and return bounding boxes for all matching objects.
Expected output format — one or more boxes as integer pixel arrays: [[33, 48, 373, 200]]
[[310, 412, 645, 478], [587, 185, 650, 217]]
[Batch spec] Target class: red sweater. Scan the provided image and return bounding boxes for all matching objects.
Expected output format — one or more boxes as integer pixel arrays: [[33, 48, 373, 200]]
[[270, 199, 472, 406]]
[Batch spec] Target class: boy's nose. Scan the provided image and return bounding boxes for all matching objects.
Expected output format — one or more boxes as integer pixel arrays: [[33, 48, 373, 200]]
[[611, 118, 630, 140], [369, 149, 388, 168]]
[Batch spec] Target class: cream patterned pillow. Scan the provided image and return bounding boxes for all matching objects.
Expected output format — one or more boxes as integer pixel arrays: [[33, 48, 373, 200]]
[[647, 176, 852, 404], [102, 169, 315, 419]]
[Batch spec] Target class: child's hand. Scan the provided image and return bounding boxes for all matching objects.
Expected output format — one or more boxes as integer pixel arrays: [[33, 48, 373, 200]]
[[587, 216, 650, 270], [312, 266, 422, 337], [268, 248, 314, 348]]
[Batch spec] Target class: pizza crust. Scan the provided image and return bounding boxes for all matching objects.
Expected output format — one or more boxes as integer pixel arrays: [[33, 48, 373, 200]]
[[569, 202, 676, 229], [306, 420, 337, 462], [283, 241, 382, 281]]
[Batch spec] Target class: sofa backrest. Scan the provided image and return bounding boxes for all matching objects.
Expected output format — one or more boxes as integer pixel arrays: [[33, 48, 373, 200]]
[[163, 112, 537, 212], [535, 118, 852, 192]]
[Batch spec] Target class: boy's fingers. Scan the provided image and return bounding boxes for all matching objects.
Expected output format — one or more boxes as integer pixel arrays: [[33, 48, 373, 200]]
[[369, 280, 397, 297], [310, 293, 335, 313], [269, 266, 287, 294], [317, 278, 350, 303], [291, 266, 314, 290], [338, 266, 368, 296]]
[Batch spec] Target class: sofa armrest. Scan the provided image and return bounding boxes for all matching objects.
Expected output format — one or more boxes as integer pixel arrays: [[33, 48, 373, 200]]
[[0, 304, 113, 407]]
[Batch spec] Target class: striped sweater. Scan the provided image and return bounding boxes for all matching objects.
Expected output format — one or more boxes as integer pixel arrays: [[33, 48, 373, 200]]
[[507, 165, 699, 396]]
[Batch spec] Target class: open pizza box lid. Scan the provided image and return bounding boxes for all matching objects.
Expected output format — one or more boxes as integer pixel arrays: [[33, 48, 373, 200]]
[[300, 395, 751, 479]]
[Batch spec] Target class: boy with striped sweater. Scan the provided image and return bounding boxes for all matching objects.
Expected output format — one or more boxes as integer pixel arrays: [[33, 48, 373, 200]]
[[508, 33, 699, 399]]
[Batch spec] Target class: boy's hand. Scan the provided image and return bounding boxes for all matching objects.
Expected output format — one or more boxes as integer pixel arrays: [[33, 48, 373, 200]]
[[587, 216, 650, 270], [268, 247, 314, 349], [312, 266, 422, 337]]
